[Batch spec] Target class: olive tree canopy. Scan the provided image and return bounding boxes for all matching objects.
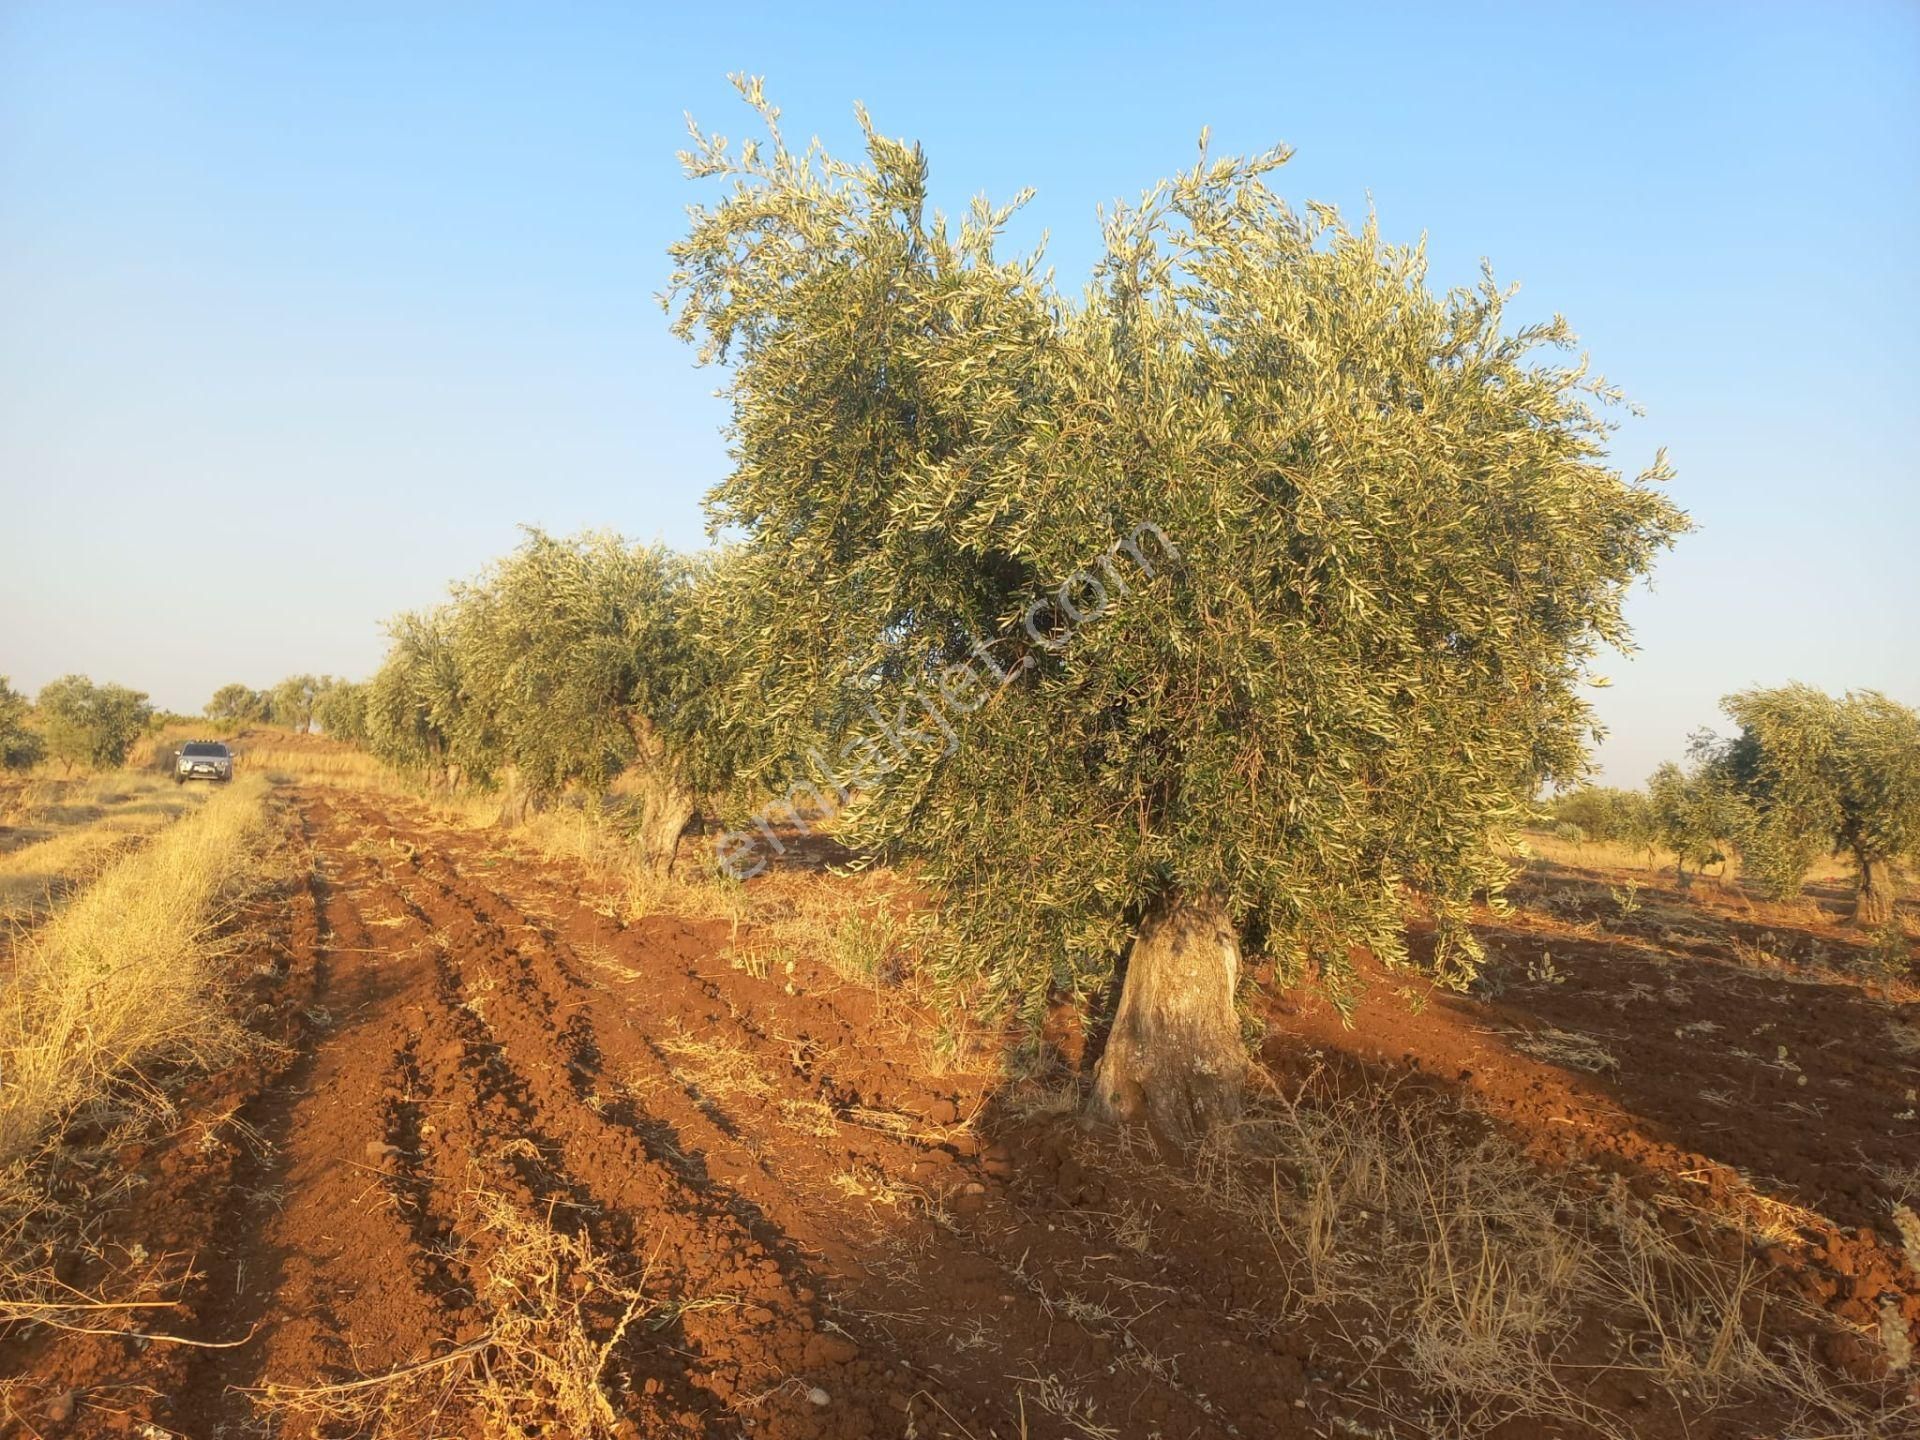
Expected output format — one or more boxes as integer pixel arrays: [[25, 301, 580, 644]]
[[36, 676, 152, 773], [668, 83, 1689, 1140], [364, 530, 732, 873], [1713, 684, 1920, 926], [0, 677, 42, 772], [206, 683, 270, 726]]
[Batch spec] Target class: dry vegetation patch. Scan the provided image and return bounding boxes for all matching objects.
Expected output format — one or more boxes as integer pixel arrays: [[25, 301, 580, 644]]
[[0, 773, 209, 931], [0, 773, 273, 1342], [1180, 1072, 1913, 1439], [252, 1186, 662, 1440]]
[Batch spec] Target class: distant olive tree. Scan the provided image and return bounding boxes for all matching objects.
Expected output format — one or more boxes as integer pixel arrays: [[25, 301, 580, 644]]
[[269, 674, 325, 733], [1646, 757, 1743, 891], [448, 530, 727, 867], [366, 613, 468, 783], [0, 677, 43, 771], [36, 675, 153, 773], [1710, 685, 1920, 926], [364, 532, 732, 873], [311, 679, 370, 745], [1546, 786, 1655, 852], [206, 683, 270, 726], [667, 83, 1688, 1141]]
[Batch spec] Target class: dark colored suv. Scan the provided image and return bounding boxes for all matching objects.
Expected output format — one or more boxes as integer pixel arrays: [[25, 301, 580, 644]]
[[175, 740, 234, 785]]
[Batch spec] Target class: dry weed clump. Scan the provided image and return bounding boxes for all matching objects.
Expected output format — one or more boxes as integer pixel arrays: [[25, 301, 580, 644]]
[[1189, 1073, 1912, 1439], [251, 1189, 658, 1439], [511, 804, 737, 925]]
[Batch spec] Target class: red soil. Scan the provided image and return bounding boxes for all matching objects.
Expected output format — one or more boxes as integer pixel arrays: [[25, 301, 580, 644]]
[[2, 784, 1915, 1438]]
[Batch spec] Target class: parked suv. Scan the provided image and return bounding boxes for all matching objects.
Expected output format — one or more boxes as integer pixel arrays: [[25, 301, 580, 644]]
[[175, 740, 235, 785]]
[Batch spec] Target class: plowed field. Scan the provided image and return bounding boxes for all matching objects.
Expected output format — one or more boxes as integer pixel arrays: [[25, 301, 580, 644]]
[[4, 778, 1916, 1438]]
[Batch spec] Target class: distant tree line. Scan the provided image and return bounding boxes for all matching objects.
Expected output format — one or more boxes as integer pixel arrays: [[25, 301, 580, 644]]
[[1546, 684, 1920, 926], [0, 674, 154, 774], [202, 674, 369, 742]]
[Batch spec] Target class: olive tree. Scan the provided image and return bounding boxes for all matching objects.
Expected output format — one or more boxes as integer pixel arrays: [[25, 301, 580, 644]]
[[448, 530, 726, 869], [669, 83, 1688, 1141], [269, 674, 325, 733], [1713, 684, 1919, 926], [311, 679, 370, 745], [36, 675, 152, 773], [1646, 758, 1743, 890], [1546, 785, 1655, 850], [0, 677, 43, 771], [206, 683, 270, 726], [365, 532, 732, 873], [365, 612, 470, 784]]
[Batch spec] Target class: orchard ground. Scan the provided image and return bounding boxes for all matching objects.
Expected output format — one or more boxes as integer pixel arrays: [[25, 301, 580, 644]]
[[0, 733, 1915, 1438]]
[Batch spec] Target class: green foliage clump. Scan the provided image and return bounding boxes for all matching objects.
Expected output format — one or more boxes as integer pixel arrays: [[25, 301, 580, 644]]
[[1646, 756, 1742, 888], [366, 611, 469, 781], [35, 675, 153, 773], [1545, 786, 1654, 848], [206, 683, 270, 726], [667, 82, 1689, 1023], [364, 530, 729, 816], [311, 679, 370, 745], [268, 674, 325, 733], [1709, 684, 1920, 921], [0, 677, 44, 771]]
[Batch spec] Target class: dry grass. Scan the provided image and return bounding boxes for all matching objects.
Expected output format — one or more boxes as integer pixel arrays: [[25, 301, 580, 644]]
[[0, 774, 269, 1179], [511, 806, 738, 925], [1183, 1072, 1911, 1439], [0, 773, 209, 930], [250, 1187, 662, 1439], [236, 735, 393, 788], [1514, 829, 1895, 896]]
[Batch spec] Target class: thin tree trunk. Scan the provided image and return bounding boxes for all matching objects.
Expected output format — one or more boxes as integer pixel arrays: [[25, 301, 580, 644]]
[[1088, 891, 1245, 1146], [1853, 852, 1897, 928]]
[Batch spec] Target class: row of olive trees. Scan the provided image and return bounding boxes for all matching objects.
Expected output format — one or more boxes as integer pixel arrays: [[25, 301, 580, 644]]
[[0, 674, 155, 774], [204, 674, 367, 738], [1547, 685, 1920, 925], [362, 85, 1693, 1142], [358, 531, 737, 873]]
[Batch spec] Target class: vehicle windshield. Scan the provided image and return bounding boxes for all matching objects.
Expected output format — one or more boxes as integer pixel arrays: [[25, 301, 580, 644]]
[[182, 742, 230, 758]]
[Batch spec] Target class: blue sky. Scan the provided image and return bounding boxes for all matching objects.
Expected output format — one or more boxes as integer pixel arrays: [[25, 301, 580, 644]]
[[2, 2, 1915, 783]]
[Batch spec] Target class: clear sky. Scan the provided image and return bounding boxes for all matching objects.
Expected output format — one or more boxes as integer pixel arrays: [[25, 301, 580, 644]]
[[2, 2, 1915, 784]]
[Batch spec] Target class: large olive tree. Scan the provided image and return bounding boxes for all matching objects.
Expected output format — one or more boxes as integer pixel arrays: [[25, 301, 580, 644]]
[[670, 83, 1688, 1140], [1713, 684, 1919, 926]]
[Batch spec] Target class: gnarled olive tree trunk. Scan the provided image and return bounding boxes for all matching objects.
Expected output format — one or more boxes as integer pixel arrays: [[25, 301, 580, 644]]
[[494, 767, 546, 828], [1853, 852, 1897, 928], [1088, 892, 1246, 1145], [630, 772, 701, 877], [621, 714, 702, 877]]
